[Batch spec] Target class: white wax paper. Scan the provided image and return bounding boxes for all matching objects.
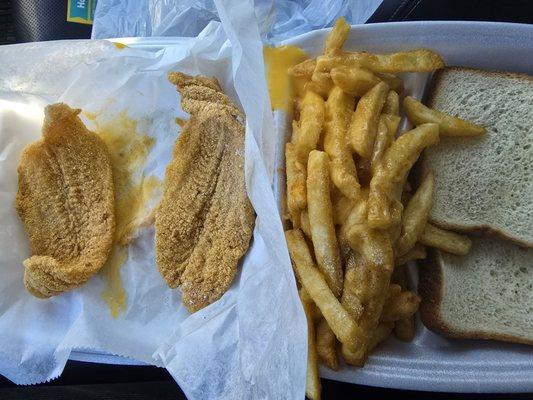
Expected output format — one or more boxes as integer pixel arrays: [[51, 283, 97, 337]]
[[0, 1, 306, 398], [88, 1, 533, 393]]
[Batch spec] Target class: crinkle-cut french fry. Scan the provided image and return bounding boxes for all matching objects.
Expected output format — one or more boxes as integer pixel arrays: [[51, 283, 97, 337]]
[[367, 123, 439, 229], [314, 49, 445, 77], [285, 229, 363, 355], [349, 81, 389, 158], [300, 288, 321, 400], [307, 150, 343, 296], [396, 171, 435, 257], [316, 318, 339, 370], [285, 142, 306, 227], [323, 86, 361, 199], [383, 90, 400, 116], [381, 290, 421, 322], [420, 223, 472, 255], [330, 67, 380, 97], [404, 96, 486, 137], [324, 17, 350, 54], [295, 90, 325, 163], [395, 242, 427, 266]]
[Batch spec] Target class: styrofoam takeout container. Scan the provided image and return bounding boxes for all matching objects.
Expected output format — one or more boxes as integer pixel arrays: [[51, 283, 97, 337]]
[[72, 21, 533, 393], [274, 21, 533, 393]]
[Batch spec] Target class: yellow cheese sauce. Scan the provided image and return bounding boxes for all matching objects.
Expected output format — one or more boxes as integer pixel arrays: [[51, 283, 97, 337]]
[[84, 111, 98, 121], [113, 42, 128, 50], [263, 45, 308, 113], [85, 111, 160, 318], [100, 246, 127, 318]]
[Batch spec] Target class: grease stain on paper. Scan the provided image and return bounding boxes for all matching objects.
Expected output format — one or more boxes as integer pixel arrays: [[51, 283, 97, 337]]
[[86, 111, 160, 318]]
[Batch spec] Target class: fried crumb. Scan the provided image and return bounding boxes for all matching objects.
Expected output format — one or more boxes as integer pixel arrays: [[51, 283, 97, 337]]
[[16, 103, 115, 298], [155, 73, 255, 312]]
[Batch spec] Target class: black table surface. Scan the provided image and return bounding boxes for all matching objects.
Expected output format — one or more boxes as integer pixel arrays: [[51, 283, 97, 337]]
[[1, 0, 532, 398]]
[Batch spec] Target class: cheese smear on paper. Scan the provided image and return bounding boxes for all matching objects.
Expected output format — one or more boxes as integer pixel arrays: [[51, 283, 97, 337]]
[[264, 45, 308, 113], [85, 111, 160, 318]]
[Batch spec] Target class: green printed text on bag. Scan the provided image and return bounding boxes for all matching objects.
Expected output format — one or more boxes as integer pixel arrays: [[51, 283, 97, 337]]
[[67, 0, 97, 25]]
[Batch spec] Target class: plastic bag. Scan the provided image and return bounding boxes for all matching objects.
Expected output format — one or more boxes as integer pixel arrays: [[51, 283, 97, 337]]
[[92, 0, 383, 41]]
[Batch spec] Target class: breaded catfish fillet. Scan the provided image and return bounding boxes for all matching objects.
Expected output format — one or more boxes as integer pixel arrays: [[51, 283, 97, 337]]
[[156, 72, 255, 312], [16, 103, 115, 298]]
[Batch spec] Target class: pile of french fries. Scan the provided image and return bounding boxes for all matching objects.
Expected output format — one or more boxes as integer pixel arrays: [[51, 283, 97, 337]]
[[283, 18, 486, 400]]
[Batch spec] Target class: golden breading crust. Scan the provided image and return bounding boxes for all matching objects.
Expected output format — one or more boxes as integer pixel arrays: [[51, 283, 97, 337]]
[[156, 73, 254, 312], [16, 103, 115, 298]]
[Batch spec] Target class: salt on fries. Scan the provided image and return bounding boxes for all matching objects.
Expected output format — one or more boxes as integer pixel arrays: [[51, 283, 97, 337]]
[[349, 81, 390, 158], [285, 142, 306, 227], [296, 91, 325, 162], [307, 150, 343, 296], [300, 288, 321, 400], [323, 86, 361, 199], [313, 48, 445, 78], [285, 229, 363, 351], [404, 96, 486, 137], [391, 265, 417, 341], [420, 223, 472, 256], [331, 67, 381, 97], [316, 318, 339, 370], [283, 17, 483, 399], [396, 172, 435, 257], [367, 123, 440, 229]]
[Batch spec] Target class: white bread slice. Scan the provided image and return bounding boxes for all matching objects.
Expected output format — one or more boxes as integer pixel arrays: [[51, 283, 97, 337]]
[[419, 236, 533, 345], [420, 67, 533, 247]]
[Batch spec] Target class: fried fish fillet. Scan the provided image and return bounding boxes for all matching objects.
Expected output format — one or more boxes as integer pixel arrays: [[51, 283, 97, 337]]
[[16, 103, 115, 298], [156, 72, 255, 312]]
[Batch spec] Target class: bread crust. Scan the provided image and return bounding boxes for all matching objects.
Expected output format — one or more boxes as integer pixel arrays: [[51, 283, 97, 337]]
[[423, 67, 533, 248], [419, 248, 533, 346]]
